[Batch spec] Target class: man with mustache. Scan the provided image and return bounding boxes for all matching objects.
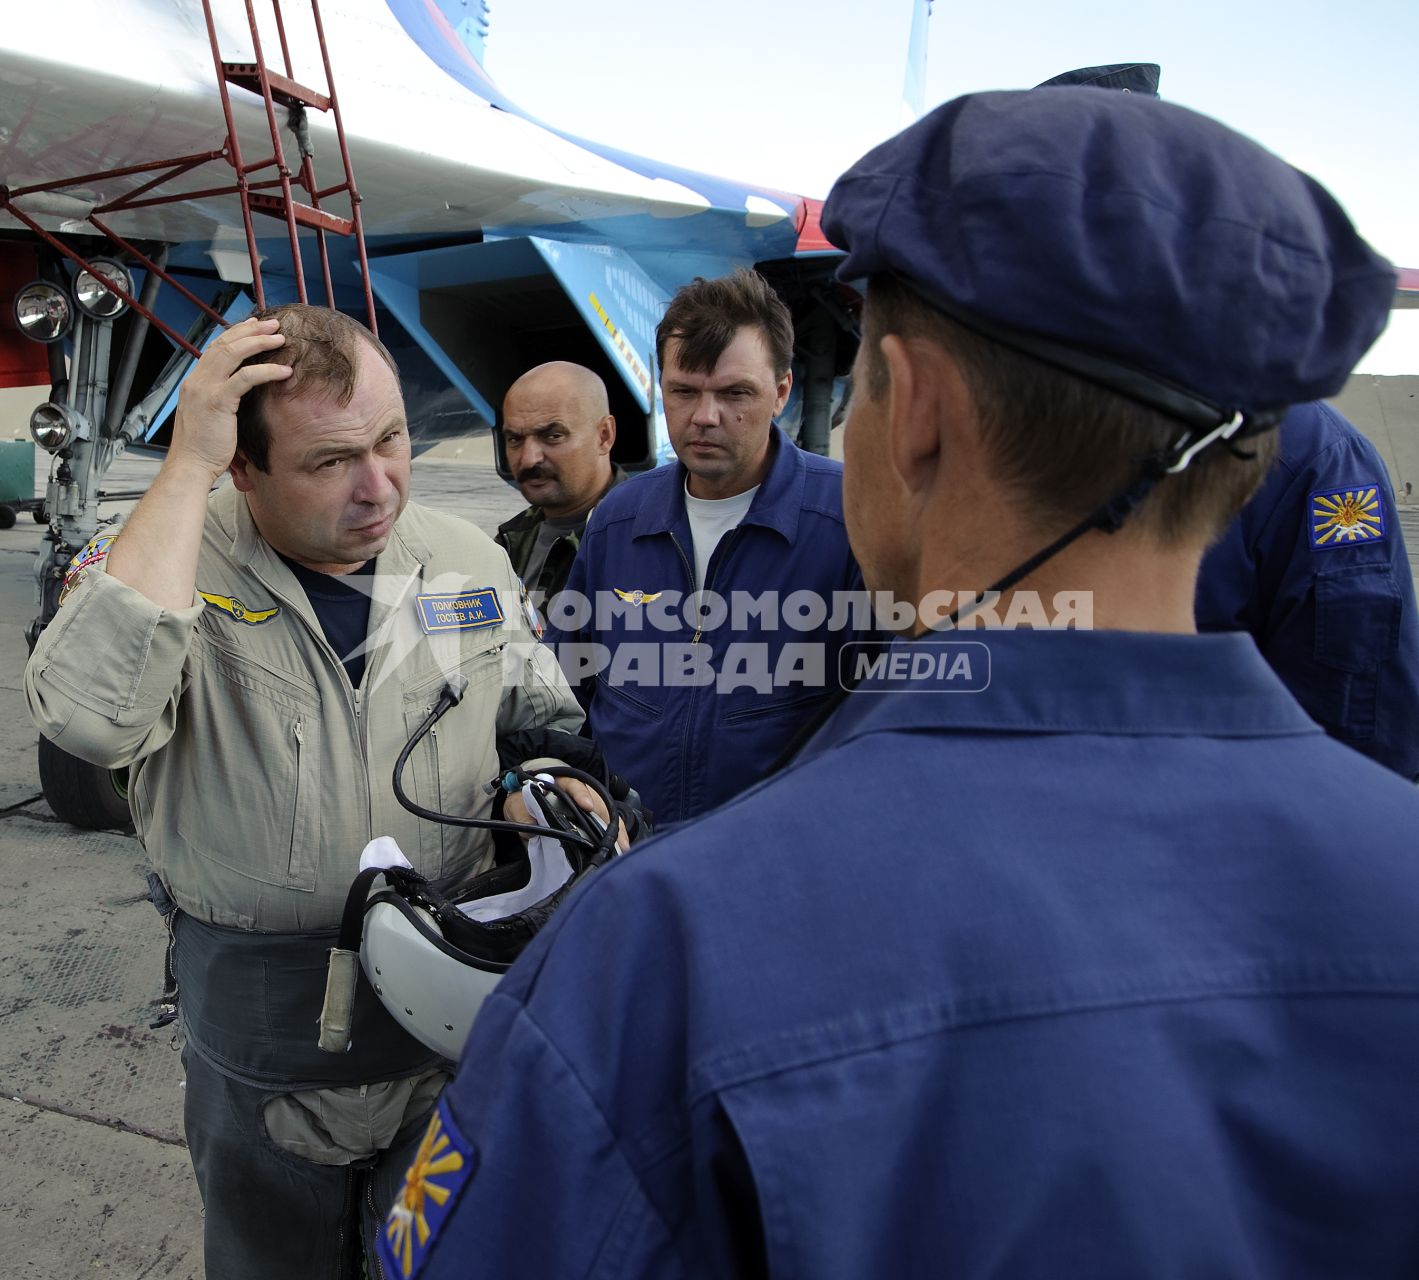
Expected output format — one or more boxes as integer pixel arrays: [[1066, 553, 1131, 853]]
[[496, 361, 627, 608]]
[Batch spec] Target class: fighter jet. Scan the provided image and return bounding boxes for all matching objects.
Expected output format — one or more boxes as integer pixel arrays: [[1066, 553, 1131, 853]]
[[1, 0, 913, 826]]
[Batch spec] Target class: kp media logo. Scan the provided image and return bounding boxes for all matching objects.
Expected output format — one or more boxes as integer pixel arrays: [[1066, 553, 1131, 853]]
[[839, 640, 991, 692]]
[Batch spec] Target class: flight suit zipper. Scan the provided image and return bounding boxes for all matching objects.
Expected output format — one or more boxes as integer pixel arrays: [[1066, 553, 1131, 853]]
[[249, 562, 374, 876], [290, 717, 305, 873], [669, 526, 742, 815]]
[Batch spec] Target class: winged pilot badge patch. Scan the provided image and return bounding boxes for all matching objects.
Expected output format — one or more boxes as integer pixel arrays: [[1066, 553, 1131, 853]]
[[613, 587, 664, 605], [198, 590, 282, 624]]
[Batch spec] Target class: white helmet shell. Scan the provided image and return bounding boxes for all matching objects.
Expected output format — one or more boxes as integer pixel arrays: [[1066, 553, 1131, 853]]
[[355, 779, 618, 1063], [360, 893, 506, 1062]]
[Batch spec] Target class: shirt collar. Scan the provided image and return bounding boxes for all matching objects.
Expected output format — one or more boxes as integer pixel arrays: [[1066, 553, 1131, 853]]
[[803, 630, 1320, 761]]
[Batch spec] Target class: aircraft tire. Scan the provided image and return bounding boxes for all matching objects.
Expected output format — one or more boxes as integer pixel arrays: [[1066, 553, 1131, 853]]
[[0, 505, 16, 530], [37, 736, 135, 833]]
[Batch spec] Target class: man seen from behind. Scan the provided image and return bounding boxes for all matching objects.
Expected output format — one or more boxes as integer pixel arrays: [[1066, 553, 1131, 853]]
[[390, 89, 1419, 1278]]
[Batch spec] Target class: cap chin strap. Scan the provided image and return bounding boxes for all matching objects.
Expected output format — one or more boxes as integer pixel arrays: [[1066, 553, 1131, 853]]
[[766, 410, 1273, 771], [946, 410, 1255, 628]]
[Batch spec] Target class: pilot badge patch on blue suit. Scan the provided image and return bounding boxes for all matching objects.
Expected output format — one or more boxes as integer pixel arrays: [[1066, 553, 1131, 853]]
[[612, 587, 663, 605], [380, 1099, 476, 1279], [416, 589, 503, 633], [1310, 486, 1385, 548]]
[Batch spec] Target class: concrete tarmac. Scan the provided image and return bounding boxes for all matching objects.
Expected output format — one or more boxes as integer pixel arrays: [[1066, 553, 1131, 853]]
[[0, 439, 522, 1279]]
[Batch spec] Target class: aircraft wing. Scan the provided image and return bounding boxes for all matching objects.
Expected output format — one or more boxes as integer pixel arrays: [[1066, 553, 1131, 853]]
[[0, 0, 806, 251], [0, 0, 847, 463]]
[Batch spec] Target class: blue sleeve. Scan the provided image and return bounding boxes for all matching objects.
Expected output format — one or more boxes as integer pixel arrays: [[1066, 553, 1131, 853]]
[[381, 987, 684, 1280], [1199, 406, 1419, 780]]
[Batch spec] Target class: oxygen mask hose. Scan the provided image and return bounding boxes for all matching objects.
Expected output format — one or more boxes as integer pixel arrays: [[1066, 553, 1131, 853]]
[[391, 679, 601, 849]]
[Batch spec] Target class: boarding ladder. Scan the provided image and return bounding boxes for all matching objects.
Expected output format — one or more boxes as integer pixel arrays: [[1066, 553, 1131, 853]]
[[0, 0, 376, 353], [203, 0, 377, 329]]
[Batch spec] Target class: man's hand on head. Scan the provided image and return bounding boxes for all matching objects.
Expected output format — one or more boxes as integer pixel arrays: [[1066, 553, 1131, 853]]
[[169, 316, 291, 483]]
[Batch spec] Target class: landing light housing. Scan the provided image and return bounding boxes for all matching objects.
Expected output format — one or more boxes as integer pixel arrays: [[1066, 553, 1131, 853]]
[[30, 402, 84, 453], [73, 259, 132, 320], [13, 281, 73, 343]]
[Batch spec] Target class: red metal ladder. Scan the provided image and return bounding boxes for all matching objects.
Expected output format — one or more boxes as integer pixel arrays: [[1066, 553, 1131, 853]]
[[0, 1, 378, 354], [202, 0, 377, 331]]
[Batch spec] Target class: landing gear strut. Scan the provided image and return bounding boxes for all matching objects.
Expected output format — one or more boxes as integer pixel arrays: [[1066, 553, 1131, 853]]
[[24, 256, 229, 834]]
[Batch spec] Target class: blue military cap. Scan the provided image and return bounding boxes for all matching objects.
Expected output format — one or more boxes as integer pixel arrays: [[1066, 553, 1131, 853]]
[[822, 90, 1395, 428], [1034, 62, 1160, 94]]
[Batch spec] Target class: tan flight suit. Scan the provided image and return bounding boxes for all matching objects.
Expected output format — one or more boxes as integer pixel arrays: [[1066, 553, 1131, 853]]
[[26, 482, 582, 931], [25, 482, 587, 1267]]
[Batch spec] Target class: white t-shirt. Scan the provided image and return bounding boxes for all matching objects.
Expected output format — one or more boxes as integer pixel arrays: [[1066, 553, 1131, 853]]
[[683, 481, 759, 589]]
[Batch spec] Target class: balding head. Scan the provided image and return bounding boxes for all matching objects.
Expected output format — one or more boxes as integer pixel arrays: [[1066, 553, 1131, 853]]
[[502, 362, 616, 518]]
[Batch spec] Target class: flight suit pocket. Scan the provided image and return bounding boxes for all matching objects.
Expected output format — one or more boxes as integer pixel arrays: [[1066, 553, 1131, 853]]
[[1311, 564, 1401, 744], [1314, 564, 1401, 672], [593, 670, 666, 721], [178, 639, 323, 892], [400, 643, 506, 870]]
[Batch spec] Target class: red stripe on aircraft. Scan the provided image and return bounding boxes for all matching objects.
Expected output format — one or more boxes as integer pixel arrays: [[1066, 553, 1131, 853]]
[[416, 0, 500, 92], [794, 197, 836, 254]]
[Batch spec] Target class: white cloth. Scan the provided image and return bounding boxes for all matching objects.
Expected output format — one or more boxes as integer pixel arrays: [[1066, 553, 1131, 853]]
[[359, 777, 590, 924], [460, 779, 578, 923], [683, 481, 758, 589], [359, 835, 414, 872]]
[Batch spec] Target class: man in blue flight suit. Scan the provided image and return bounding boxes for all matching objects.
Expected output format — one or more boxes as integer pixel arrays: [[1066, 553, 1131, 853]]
[[1196, 399, 1419, 779], [380, 91, 1419, 1278], [1039, 63, 1419, 781], [546, 268, 866, 825]]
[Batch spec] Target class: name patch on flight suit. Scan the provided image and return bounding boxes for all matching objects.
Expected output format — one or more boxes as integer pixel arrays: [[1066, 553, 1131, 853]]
[[380, 1099, 477, 1279], [416, 589, 503, 633], [198, 590, 281, 625], [1310, 485, 1385, 548]]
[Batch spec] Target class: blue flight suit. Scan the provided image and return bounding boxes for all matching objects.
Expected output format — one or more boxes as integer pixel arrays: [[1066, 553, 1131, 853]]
[[383, 630, 1419, 1279], [546, 425, 866, 824], [1197, 400, 1419, 779]]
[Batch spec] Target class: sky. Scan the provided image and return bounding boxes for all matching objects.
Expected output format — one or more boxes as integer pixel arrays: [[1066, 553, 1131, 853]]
[[483, 0, 1418, 374]]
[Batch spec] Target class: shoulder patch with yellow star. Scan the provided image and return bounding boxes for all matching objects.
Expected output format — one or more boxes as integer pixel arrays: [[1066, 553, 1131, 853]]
[[613, 587, 663, 605], [379, 1098, 476, 1279], [198, 590, 282, 625], [1310, 485, 1386, 549]]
